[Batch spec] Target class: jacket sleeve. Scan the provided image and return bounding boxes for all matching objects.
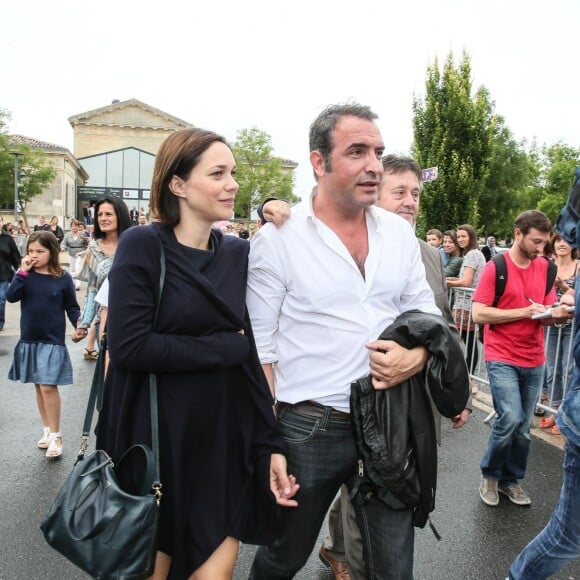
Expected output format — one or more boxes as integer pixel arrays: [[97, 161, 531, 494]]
[[107, 227, 251, 374], [242, 308, 287, 457], [9, 236, 20, 270], [63, 273, 81, 328], [380, 312, 470, 418]]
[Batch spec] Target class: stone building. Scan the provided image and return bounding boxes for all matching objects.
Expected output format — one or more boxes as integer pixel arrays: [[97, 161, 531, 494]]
[[4, 98, 297, 228], [68, 98, 194, 218], [4, 135, 88, 231]]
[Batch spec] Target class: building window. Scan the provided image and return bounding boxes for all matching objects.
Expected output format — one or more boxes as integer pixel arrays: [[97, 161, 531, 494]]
[[106, 150, 123, 187], [79, 147, 155, 189]]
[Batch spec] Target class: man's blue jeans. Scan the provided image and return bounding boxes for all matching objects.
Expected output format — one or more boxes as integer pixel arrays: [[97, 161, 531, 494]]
[[509, 441, 580, 578], [0, 280, 9, 329], [480, 362, 544, 486], [249, 404, 415, 580]]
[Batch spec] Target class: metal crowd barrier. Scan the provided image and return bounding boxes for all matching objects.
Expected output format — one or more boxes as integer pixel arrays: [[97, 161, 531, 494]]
[[447, 287, 576, 419]]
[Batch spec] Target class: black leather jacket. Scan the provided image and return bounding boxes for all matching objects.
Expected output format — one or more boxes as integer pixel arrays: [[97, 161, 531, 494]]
[[350, 310, 469, 528], [0, 232, 20, 282]]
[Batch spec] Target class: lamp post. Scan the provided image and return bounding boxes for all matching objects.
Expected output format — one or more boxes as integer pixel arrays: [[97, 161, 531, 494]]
[[10, 151, 21, 224]]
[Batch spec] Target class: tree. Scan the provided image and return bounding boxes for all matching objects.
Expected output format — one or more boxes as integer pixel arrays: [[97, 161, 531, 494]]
[[534, 143, 580, 223], [0, 109, 14, 202], [412, 51, 496, 237], [0, 109, 55, 220], [477, 122, 538, 239], [232, 127, 297, 220]]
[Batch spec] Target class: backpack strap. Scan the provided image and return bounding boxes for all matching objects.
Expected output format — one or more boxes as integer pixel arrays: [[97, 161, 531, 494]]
[[545, 259, 557, 298], [491, 253, 507, 308], [488, 254, 507, 331]]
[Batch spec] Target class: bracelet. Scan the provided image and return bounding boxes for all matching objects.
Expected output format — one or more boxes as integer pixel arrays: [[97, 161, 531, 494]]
[[16, 269, 29, 277]]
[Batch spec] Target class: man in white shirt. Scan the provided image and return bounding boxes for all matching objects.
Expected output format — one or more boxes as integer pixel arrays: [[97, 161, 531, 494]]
[[247, 104, 440, 580]]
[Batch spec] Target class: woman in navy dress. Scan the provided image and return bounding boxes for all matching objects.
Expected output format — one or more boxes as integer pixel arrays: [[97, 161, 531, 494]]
[[96, 128, 298, 579]]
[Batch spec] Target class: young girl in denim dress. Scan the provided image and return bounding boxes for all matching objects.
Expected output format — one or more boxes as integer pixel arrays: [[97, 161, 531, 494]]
[[6, 231, 86, 458]]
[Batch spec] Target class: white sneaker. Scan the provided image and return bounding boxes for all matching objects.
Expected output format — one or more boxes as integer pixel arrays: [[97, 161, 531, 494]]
[[46, 432, 63, 458], [37, 427, 51, 449]]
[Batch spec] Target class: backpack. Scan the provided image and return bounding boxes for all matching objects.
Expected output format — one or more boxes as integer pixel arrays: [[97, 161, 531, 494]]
[[478, 253, 557, 342]]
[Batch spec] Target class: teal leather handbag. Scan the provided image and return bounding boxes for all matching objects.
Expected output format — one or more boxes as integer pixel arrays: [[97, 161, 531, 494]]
[[40, 245, 166, 579]]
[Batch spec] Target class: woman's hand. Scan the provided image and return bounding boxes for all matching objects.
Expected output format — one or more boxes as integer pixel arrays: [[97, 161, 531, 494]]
[[555, 276, 569, 292], [269, 453, 299, 507]]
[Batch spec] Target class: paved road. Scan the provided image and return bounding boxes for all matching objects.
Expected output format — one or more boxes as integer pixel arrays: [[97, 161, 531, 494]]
[[0, 299, 578, 579]]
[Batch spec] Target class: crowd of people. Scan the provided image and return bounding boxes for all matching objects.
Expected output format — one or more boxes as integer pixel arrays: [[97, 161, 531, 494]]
[[0, 102, 578, 579], [424, 218, 578, 431]]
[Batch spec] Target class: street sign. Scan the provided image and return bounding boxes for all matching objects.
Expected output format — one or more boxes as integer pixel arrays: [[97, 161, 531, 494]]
[[422, 167, 438, 182]]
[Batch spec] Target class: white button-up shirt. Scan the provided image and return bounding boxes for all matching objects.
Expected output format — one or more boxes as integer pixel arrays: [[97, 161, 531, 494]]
[[247, 193, 440, 413]]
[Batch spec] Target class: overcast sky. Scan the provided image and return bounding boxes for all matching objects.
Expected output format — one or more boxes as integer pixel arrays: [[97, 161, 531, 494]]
[[2, 0, 578, 197]]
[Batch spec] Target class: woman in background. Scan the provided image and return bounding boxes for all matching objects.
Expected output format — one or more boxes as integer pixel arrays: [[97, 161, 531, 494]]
[[78, 196, 131, 359], [540, 233, 578, 435], [49, 216, 64, 245], [447, 224, 486, 392], [443, 229, 463, 278], [481, 235, 498, 262], [61, 219, 88, 291]]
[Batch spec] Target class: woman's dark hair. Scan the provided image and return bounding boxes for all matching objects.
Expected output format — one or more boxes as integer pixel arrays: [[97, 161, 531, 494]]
[[150, 128, 229, 227], [443, 229, 461, 256], [93, 195, 131, 239], [27, 231, 64, 277], [457, 224, 479, 253]]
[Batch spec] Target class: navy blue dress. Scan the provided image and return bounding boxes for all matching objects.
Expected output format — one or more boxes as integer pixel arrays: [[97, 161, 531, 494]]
[[7, 271, 80, 385], [96, 223, 285, 578]]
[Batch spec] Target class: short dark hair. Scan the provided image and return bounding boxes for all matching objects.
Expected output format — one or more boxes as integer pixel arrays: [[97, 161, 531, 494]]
[[309, 103, 378, 176], [382, 154, 422, 184], [427, 228, 443, 240], [93, 195, 132, 239], [151, 128, 229, 227], [514, 210, 552, 235]]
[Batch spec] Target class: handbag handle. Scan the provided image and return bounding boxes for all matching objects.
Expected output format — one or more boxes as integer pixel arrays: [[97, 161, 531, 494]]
[[78, 241, 166, 505]]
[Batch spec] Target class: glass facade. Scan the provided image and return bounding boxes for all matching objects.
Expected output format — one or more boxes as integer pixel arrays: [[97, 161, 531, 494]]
[[79, 147, 154, 189], [77, 147, 155, 220]]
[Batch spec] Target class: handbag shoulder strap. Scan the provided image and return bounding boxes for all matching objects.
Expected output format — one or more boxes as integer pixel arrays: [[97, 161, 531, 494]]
[[78, 242, 166, 494], [150, 242, 165, 502]]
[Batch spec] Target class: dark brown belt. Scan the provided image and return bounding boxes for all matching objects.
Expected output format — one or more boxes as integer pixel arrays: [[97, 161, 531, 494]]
[[276, 400, 351, 422]]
